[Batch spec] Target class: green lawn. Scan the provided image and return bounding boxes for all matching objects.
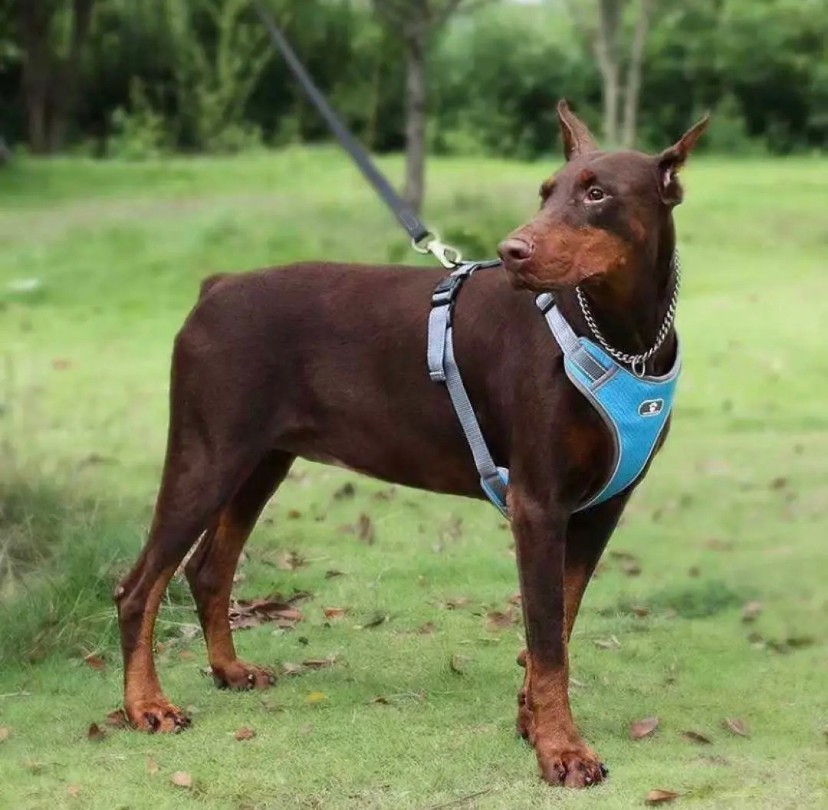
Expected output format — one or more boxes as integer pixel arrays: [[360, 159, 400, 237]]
[[0, 150, 826, 809]]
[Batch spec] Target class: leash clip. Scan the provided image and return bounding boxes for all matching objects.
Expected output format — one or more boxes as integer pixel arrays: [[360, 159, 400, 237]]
[[413, 230, 463, 269]]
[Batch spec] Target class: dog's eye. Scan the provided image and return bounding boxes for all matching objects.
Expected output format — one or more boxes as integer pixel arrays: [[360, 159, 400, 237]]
[[586, 186, 606, 202]]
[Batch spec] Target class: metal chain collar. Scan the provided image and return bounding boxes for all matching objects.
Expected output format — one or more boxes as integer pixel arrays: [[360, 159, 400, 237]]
[[575, 252, 681, 378]]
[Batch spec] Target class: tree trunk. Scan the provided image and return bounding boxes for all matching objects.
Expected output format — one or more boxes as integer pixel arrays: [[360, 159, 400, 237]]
[[621, 0, 650, 148], [18, 0, 54, 154], [48, 0, 95, 152], [404, 23, 427, 214], [594, 0, 622, 145]]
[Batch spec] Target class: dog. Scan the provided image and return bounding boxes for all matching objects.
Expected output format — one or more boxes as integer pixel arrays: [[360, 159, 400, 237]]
[[114, 100, 707, 787]]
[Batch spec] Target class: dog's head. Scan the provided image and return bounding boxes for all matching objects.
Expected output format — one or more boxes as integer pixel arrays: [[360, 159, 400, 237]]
[[498, 100, 708, 294]]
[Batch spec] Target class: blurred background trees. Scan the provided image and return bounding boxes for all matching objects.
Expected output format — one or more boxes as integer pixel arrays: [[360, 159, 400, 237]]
[[0, 0, 824, 165]]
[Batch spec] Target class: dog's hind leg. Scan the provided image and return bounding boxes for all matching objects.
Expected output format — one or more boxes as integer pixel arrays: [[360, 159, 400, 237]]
[[115, 323, 267, 732], [185, 450, 295, 690], [115, 447, 249, 731]]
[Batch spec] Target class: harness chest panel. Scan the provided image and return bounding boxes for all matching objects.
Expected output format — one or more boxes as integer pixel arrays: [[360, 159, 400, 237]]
[[539, 299, 680, 508], [427, 263, 680, 516]]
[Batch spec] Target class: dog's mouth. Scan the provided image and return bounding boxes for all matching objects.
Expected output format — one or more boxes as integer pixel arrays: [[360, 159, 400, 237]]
[[505, 262, 599, 294]]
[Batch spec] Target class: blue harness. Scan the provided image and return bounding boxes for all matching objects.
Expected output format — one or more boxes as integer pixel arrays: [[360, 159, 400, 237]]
[[426, 261, 680, 516]]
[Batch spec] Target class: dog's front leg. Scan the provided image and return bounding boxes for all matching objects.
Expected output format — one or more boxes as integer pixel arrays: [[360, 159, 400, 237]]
[[510, 487, 607, 788]]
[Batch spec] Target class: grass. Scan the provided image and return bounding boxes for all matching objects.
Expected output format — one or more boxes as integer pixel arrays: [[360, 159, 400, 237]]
[[0, 148, 827, 809]]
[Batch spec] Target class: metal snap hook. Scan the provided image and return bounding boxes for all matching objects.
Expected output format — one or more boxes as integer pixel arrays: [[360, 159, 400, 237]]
[[412, 231, 463, 269]]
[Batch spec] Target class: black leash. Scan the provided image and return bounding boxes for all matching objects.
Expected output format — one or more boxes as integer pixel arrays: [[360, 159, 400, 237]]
[[252, 0, 462, 268]]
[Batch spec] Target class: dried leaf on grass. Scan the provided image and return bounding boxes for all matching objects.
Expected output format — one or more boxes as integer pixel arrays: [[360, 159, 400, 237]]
[[741, 601, 763, 622], [105, 709, 128, 728], [594, 636, 621, 650], [302, 656, 337, 670], [722, 718, 749, 737], [276, 550, 306, 571], [87, 722, 105, 742], [234, 726, 256, 741], [333, 482, 356, 500], [306, 691, 327, 704], [356, 513, 375, 544], [705, 537, 734, 551], [630, 716, 659, 740], [417, 622, 436, 634], [358, 612, 388, 629], [228, 591, 310, 631], [438, 516, 464, 543], [681, 730, 713, 745], [66, 784, 81, 797], [0, 727, 10, 743], [443, 596, 469, 610], [645, 789, 679, 805], [486, 609, 517, 631], [610, 550, 642, 576], [337, 513, 376, 544], [171, 771, 193, 789], [281, 656, 338, 677], [450, 654, 468, 675], [146, 757, 159, 775], [323, 607, 346, 620], [325, 569, 345, 579], [84, 653, 106, 671]]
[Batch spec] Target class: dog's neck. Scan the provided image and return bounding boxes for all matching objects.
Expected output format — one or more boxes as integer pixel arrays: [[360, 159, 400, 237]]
[[555, 223, 678, 377]]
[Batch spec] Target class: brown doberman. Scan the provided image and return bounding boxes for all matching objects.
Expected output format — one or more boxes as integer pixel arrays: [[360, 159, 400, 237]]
[[115, 100, 707, 787]]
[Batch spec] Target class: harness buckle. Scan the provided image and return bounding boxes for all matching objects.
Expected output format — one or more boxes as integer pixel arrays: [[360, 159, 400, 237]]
[[431, 272, 469, 308]]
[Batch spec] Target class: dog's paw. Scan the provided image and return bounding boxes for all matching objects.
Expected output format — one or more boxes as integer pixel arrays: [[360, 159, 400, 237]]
[[211, 660, 276, 691], [536, 742, 608, 788], [126, 699, 191, 733]]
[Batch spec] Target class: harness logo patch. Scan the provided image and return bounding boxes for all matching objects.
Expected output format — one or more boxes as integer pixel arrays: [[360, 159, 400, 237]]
[[638, 398, 664, 417]]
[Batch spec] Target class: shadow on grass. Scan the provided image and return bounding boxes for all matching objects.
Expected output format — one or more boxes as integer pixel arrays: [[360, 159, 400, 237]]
[[602, 579, 748, 620]]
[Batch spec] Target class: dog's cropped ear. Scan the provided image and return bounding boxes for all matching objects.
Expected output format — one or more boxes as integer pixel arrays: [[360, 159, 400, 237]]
[[557, 99, 598, 161], [656, 113, 710, 205]]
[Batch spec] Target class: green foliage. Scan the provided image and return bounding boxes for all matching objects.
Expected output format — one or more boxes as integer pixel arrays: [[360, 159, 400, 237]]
[[167, 0, 270, 153], [2, 0, 826, 157], [108, 79, 170, 160]]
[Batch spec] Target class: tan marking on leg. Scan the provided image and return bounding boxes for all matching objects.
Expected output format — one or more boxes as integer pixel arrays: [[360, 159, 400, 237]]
[[526, 656, 606, 787], [122, 570, 190, 732], [563, 563, 591, 641], [187, 509, 276, 690]]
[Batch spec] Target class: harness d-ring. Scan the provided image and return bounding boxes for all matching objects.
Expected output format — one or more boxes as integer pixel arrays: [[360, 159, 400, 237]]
[[631, 357, 647, 378]]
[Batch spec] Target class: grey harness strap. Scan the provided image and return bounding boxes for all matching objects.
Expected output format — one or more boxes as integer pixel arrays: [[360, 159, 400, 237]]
[[536, 293, 607, 382], [427, 261, 509, 516]]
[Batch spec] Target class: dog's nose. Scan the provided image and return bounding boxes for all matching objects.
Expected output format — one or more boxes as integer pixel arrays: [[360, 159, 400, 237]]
[[498, 238, 534, 267]]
